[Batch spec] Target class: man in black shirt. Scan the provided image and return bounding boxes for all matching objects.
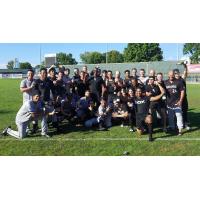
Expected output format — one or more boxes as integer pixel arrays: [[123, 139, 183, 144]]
[[112, 99, 128, 127], [134, 83, 165, 141], [88, 68, 105, 106], [174, 64, 190, 130], [165, 70, 185, 135], [34, 68, 56, 103], [145, 76, 167, 131]]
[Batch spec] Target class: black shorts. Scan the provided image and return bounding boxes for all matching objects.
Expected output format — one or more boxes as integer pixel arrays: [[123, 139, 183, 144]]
[[136, 113, 148, 128]]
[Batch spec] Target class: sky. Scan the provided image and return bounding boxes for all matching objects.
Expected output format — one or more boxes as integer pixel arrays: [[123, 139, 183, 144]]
[[0, 43, 184, 68]]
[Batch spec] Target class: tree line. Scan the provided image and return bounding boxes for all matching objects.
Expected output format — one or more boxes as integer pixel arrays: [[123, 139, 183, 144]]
[[6, 43, 200, 69]]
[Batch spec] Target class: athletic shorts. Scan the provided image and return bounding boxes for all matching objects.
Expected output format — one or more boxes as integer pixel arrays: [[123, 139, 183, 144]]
[[136, 113, 148, 129]]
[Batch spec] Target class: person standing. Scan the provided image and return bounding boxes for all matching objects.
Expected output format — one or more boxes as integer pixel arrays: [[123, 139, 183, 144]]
[[165, 71, 185, 135]]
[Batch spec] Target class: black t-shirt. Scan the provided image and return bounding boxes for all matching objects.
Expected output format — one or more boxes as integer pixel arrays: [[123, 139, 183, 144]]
[[88, 76, 105, 95], [145, 84, 161, 103], [74, 78, 88, 97], [164, 79, 184, 107], [177, 77, 187, 97], [134, 96, 150, 115], [124, 78, 132, 89], [113, 104, 128, 114], [34, 78, 55, 102], [106, 78, 115, 94], [55, 80, 66, 98]]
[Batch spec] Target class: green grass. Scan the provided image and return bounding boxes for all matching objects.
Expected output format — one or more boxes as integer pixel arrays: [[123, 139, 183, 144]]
[[0, 79, 200, 156]]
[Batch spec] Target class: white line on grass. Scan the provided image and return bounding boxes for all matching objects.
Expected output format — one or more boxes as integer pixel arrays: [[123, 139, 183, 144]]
[[2, 137, 200, 141]]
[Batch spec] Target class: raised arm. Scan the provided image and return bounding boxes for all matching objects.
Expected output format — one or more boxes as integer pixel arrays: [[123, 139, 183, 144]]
[[150, 83, 165, 102]]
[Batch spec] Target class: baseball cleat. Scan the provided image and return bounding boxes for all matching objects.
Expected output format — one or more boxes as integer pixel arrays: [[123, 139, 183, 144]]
[[1, 126, 11, 136]]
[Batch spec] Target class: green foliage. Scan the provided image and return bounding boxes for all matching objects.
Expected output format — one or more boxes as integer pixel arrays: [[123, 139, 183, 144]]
[[123, 43, 163, 62], [56, 52, 77, 65], [6, 60, 14, 70], [19, 62, 32, 69], [183, 43, 200, 63], [80, 51, 106, 64], [107, 50, 124, 63]]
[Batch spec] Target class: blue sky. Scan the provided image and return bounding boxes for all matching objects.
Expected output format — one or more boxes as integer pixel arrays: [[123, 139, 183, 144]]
[[0, 43, 184, 68]]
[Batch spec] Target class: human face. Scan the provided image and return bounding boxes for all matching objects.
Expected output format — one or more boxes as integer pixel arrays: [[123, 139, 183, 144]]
[[40, 70, 47, 80], [49, 70, 55, 78], [107, 71, 112, 79], [168, 71, 174, 81], [174, 72, 180, 79], [85, 91, 90, 98], [132, 69, 137, 76], [156, 74, 163, 82], [82, 66, 87, 72], [64, 69, 70, 76], [128, 89, 134, 96], [131, 79, 137, 86], [101, 100, 107, 107], [149, 69, 155, 77], [135, 88, 142, 98], [140, 70, 145, 77], [148, 78, 154, 85], [33, 95, 40, 102], [125, 71, 130, 78], [27, 71, 34, 81], [58, 72, 63, 80], [115, 71, 120, 78]]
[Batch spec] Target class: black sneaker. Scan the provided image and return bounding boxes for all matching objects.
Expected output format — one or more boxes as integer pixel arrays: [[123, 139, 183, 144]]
[[1, 126, 11, 136]]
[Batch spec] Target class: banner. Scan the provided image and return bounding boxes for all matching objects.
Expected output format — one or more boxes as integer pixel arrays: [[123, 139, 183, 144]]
[[187, 64, 200, 73]]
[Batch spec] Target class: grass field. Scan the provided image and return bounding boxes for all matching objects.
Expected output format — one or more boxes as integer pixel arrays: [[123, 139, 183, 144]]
[[0, 79, 200, 156]]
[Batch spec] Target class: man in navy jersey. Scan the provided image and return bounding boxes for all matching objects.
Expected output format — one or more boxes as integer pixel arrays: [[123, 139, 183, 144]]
[[165, 70, 185, 135]]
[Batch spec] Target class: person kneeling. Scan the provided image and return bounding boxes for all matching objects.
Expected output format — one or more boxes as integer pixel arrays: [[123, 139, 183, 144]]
[[2, 92, 50, 139], [112, 99, 128, 127], [134, 84, 164, 142]]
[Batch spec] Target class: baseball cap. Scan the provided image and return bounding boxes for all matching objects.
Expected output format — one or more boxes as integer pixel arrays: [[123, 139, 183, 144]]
[[173, 69, 180, 74]]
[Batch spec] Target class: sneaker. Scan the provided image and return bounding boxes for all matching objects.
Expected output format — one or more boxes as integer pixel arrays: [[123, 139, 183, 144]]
[[120, 124, 124, 128], [178, 129, 183, 136], [185, 126, 191, 131], [129, 128, 134, 132], [1, 126, 11, 136], [41, 133, 51, 138]]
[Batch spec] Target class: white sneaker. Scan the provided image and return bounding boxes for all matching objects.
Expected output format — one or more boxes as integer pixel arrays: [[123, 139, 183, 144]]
[[186, 126, 191, 131], [120, 124, 124, 127], [129, 128, 134, 132]]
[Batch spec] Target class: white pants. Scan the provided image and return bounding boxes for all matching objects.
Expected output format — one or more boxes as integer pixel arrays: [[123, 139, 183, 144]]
[[7, 115, 48, 139], [167, 107, 183, 130]]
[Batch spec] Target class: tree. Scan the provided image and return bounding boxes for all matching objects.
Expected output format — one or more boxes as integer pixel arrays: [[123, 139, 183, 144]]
[[7, 60, 14, 70], [183, 43, 200, 63], [80, 51, 106, 64], [56, 52, 77, 65], [123, 43, 163, 62], [19, 62, 32, 69], [107, 50, 124, 63]]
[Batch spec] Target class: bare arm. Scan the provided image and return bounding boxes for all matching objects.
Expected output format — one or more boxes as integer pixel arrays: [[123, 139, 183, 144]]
[[182, 63, 188, 80], [150, 83, 165, 102]]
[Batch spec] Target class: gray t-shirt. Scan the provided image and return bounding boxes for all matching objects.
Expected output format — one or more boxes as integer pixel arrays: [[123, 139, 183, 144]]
[[20, 79, 35, 103], [16, 100, 43, 123]]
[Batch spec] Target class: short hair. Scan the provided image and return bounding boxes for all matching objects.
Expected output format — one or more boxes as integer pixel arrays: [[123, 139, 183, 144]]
[[40, 67, 47, 73], [140, 68, 145, 72], [132, 68, 137, 71], [27, 69, 34, 73], [49, 67, 56, 73], [107, 70, 112, 74], [157, 72, 163, 76], [102, 70, 107, 74], [124, 70, 130, 74]]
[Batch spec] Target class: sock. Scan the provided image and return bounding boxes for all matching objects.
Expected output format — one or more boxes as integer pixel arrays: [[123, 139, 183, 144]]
[[147, 123, 153, 141]]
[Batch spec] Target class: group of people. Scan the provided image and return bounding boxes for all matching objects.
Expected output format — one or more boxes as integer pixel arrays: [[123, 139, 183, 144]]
[[2, 61, 190, 141]]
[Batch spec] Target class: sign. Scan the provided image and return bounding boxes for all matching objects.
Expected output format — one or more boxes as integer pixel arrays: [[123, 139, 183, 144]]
[[187, 64, 200, 73]]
